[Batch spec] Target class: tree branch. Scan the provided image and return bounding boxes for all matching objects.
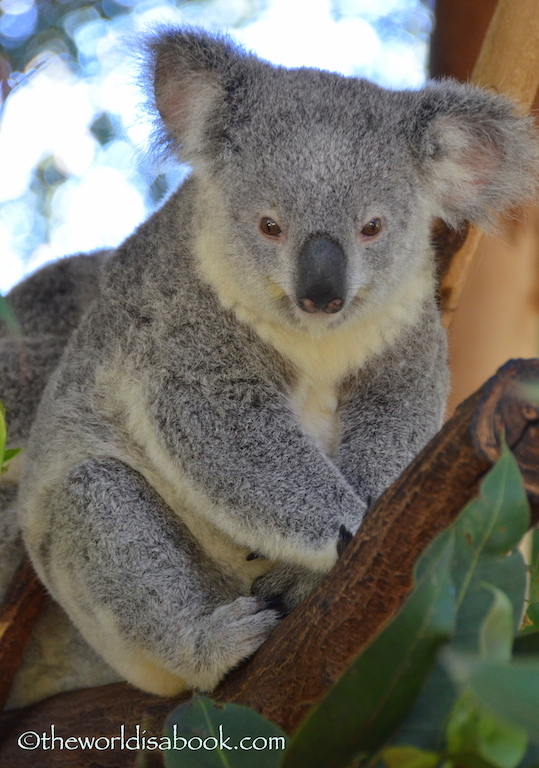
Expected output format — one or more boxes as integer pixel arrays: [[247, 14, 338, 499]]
[[0, 558, 47, 714]]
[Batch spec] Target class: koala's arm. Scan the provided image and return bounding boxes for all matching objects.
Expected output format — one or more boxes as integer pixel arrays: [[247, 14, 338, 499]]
[[144, 359, 365, 572], [334, 302, 448, 502]]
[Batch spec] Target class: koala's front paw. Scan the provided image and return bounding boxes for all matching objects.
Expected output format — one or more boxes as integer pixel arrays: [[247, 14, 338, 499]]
[[251, 564, 325, 611], [193, 596, 282, 690]]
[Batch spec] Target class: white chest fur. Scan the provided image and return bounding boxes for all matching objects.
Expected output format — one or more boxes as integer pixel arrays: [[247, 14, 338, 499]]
[[247, 276, 431, 455], [196, 252, 432, 456]]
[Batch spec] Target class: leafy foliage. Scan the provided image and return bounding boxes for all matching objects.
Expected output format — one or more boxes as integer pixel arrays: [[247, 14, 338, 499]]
[[391, 439, 530, 753], [0, 400, 21, 474], [162, 695, 286, 768], [522, 525, 539, 635]]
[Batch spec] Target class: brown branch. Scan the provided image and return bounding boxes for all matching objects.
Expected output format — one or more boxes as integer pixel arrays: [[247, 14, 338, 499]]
[[0, 558, 47, 714], [1, 358, 539, 767]]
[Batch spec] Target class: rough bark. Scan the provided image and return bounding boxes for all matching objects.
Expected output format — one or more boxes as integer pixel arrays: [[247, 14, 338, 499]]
[[0, 558, 47, 714], [1, 358, 539, 766]]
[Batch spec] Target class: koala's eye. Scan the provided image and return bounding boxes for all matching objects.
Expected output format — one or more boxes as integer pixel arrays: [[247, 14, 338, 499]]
[[361, 218, 382, 237], [260, 218, 282, 237]]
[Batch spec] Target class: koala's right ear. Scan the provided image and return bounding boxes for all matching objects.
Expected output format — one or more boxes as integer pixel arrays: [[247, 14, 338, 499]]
[[147, 28, 248, 167], [407, 80, 539, 229]]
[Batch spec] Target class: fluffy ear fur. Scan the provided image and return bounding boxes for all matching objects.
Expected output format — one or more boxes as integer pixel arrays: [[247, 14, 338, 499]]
[[409, 80, 539, 228], [146, 28, 249, 168]]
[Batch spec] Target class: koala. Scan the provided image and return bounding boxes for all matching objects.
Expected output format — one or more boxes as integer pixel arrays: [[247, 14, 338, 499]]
[[2, 28, 538, 706]]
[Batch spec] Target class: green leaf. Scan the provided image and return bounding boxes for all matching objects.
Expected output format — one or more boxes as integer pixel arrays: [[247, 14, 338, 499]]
[[453, 440, 530, 563], [479, 586, 513, 662], [445, 690, 527, 768], [282, 531, 455, 768], [524, 604, 539, 633], [2, 447, 21, 464], [518, 742, 539, 768], [162, 695, 286, 768], [444, 652, 539, 747], [446, 692, 478, 755], [382, 746, 441, 768], [392, 440, 530, 751]]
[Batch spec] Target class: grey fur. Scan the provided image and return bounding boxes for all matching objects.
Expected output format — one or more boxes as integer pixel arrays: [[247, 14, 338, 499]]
[[0, 251, 119, 708], [3, 29, 538, 703]]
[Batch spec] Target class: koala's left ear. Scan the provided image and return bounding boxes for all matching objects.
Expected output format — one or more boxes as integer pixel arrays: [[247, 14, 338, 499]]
[[408, 80, 539, 228], [145, 28, 250, 168]]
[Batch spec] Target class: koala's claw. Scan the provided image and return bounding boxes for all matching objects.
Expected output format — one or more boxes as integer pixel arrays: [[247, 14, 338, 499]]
[[263, 594, 289, 618], [246, 550, 263, 561], [337, 525, 354, 557]]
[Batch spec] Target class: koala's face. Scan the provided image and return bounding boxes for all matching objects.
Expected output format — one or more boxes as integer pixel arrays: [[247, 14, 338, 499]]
[[208, 71, 433, 331], [151, 30, 539, 333]]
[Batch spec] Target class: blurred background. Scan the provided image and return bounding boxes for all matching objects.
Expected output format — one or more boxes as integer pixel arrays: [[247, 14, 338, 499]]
[[0, 0, 433, 294]]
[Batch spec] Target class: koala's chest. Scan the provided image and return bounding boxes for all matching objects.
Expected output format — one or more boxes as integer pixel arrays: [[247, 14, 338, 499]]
[[289, 376, 340, 456], [253, 322, 378, 457]]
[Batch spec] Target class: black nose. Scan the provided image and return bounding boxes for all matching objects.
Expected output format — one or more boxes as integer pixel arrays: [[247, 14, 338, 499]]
[[296, 235, 346, 314]]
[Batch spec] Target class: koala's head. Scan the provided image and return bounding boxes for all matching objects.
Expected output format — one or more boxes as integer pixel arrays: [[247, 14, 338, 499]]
[[148, 29, 539, 333]]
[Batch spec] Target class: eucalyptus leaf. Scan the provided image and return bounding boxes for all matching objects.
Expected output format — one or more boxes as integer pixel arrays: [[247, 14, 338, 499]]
[[444, 652, 539, 747], [445, 690, 527, 768], [2, 447, 21, 464], [282, 531, 455, 768], [163, 695, 286, 768], [517, 742, 539, 768], [392, 440, 530, 750], [525, 604, 539, 633], [479, 585, 513, 662], [381, 746, 441, 768], [452, 440, 530, 563]]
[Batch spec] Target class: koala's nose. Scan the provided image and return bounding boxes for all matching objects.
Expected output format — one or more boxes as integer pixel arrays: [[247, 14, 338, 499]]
[[296, 235, 346, 314]]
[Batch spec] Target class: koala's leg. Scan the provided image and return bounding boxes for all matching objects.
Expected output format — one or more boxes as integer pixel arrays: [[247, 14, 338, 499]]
[[29, 458, 283, 696]]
